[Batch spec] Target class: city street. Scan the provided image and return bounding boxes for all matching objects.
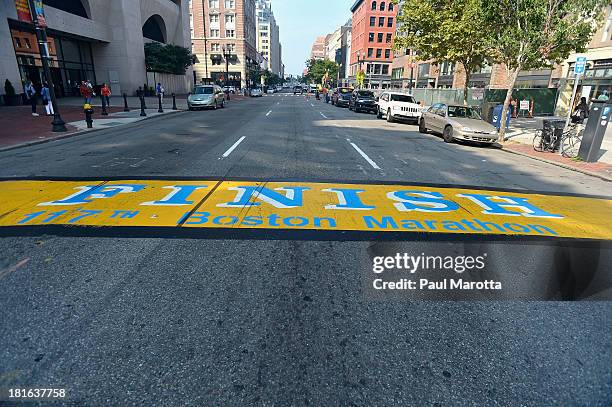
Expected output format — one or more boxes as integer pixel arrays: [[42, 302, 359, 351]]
[[0, 92, 611, 405]]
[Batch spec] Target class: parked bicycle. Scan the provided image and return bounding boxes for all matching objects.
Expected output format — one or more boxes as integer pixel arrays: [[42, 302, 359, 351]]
[[533, 123, 583, 158], [560, 124, 584, 159]]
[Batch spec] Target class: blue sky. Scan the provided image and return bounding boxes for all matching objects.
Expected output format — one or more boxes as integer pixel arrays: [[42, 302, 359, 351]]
[[273, 0, 354, 76]]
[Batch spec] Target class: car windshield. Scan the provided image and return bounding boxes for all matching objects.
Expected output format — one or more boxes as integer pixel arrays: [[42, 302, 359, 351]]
[[390, 94, 416, 103], [448, 106, 481, 119], [357, 90, 374, 97], [193, 86, 213, 95], [3, 1, 610, 405]]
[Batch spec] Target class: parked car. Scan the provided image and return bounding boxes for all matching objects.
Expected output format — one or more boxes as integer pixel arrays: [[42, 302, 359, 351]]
[[250, 87, 263, 97], [376, 91, 422, 124], [419, 103, 497, 144], [349, 89, 377, 113], [331, 87, 353, 107], [293, 86, 303, 95], [187, 85, 226, 110]]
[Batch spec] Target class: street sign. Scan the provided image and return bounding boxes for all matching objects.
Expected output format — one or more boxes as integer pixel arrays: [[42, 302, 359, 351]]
[[574, 57, 587, 75]]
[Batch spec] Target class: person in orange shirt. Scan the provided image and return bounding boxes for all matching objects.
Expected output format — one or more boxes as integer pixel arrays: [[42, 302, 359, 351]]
[[100, 83, 111, 107]]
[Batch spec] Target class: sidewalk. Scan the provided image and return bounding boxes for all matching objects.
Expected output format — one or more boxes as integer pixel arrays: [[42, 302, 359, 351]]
[[0, 94, 248, 151], [501, 116, 612, 181]]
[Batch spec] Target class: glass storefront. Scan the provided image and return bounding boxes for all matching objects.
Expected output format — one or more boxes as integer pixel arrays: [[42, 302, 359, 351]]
[[10, 23, 96, 97]]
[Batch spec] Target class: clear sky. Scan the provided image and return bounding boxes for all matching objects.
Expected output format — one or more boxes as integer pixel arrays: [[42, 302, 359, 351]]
[[273, 0, 354, 76]]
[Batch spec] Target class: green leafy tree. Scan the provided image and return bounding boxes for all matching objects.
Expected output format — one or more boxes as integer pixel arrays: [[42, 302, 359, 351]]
[[144, 42, 193, 75], [395, 0, 491, 104], [304, 58, 339, 85], [483, 0, 607, 141]]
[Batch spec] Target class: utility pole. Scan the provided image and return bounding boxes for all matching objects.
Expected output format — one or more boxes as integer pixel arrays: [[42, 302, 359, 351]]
[[27, 0, 66, 132], [201, 0, 209, 82]]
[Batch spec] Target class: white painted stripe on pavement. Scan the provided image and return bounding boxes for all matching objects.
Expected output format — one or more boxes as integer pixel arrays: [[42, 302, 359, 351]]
[[310, 103, 314, 107], [222, 136, 246, 158], [320, 112, 328, 119], [348, 139, 381, 170], [266, 110, 272, 116]]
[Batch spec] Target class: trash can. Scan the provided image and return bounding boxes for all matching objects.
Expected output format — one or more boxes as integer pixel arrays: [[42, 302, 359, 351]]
[[542, 119, 565, 151], [492, 104, 511, 130]]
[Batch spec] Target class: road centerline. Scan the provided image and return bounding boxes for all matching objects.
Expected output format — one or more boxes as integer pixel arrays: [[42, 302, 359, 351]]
[[266, 110, 272, 116], [221, 136, 246, 158], [347, 139, 381, 170]]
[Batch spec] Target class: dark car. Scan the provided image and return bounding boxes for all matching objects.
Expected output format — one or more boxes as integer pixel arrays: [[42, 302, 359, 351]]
[[332, 87, 353, 107], [293, 86, 303, 95], [349, 89, 377, 113]]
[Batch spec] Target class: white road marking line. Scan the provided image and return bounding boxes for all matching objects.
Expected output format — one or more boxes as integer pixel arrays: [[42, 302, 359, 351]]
[[347, 139, 381, 170], [266, 110, 272, 116], [310, 103, 314, 107], [320, 112, 328, 119], [222, 136, 246, 158]]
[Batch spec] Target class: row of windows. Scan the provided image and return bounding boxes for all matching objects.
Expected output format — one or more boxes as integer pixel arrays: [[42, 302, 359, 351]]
[[209, 0, 235, 9], [369, 16, 394, 28], [210, 43, 235, 52], [371, 1, 394, 12], [210, 29, 235, 38], [369, 32, 393, 43], [366, 63, 390, 75], [14, 36, 33, 49], [210, 14, 235, 24], [366, 48, 392, 59]]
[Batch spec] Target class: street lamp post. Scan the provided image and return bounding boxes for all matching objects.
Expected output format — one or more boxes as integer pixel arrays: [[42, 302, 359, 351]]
[[222, 45, 231, 100], [27, 0, 66, 132]]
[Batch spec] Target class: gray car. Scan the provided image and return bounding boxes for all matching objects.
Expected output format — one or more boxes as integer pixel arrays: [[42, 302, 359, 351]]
[[419, 103, 498, 144], [187, 85, 226, 110]]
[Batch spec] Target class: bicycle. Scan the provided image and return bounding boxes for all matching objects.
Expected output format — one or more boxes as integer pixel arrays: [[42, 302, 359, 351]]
[[533, 123, 583, 156], [533, 127, 560, 152], [560, 124, 584, 159]]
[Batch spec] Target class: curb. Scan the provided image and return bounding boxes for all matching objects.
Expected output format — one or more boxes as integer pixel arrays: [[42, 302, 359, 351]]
[[0, 109, 186, 153], [500, 144, 612, 182]]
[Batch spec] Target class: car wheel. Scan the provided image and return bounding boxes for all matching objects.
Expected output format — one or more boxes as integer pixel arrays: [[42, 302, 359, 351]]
[[188, 106, 194, 111], [377, 107, 383, 119], [443, 126, 454, 143], [387, 109, 394, 123], [221, 100, 225, 108], [419, 118, 427, 133], [349, 104, 353, 111]]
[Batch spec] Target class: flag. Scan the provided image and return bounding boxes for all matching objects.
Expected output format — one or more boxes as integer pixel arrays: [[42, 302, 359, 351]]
[[15, 0, 32, 22]]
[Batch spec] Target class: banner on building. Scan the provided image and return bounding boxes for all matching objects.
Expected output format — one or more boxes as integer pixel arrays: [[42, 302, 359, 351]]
[[14, 0, 32, 22]]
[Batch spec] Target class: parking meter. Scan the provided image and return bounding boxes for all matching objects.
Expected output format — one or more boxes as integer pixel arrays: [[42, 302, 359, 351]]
[[578, 100, 610, 162]]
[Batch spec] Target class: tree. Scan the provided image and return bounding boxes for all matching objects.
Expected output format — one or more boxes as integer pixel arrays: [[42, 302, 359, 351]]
[[483, 0, 607, 141], [395, 0, 491, 104], [304, 58, 339, 85], [144, 42, 193, 75]]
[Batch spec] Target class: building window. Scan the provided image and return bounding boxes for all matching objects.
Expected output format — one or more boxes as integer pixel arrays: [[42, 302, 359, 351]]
[[211, 43, 220, 51], [376, 49, 382, 58], [210, 29, 220, 37], [374, 64, 381, 74], [378, 17, 384, 27], [369, 33, 374, 42], [418, 63, 430, 77], [370, 16, 376, 27], [371, 1, 376, 11], [225, 15, 235, 24], [386, 33, 392, 43], [380, 1, 385, 11], [603, 6, 612, 41], [367, 48, 373, 57], [382, 65, 389, 75], [387, 17, 394, 28], [14, 37, 22, 48], [227, 43, 235, 52], [210, 14, 219, 23], [389, 2, 394, 11], [384, 49, 390, 59], [226, 29, 235, 38], [209, 0, 219, 8], [225, 0, 235, 8], [377, 33, 383, 43]]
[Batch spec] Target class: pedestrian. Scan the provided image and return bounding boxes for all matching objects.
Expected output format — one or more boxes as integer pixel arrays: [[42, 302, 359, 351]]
[[24, 80, 38, 117], [79, 80, 93, 104], [571, 97, 589, 124], [100, 82, 111, 107], [597, 90, 609, 101], [156, 82, 164, 103], [41, 81, 54, 116]]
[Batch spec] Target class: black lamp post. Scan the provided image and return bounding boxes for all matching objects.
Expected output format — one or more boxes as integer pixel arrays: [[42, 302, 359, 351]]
[[222, 45, 231, 99], [27, 0, 66, 132]]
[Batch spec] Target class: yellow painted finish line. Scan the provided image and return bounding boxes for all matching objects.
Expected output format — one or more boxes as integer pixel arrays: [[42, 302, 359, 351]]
[[0, 179, 611, 240]]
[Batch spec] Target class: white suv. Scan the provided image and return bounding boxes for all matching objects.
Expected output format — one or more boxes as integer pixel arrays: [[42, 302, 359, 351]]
[[376, 91, 422, 124]]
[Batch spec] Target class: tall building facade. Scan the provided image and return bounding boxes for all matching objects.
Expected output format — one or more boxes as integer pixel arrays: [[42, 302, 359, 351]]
[[255, 0, 281, 75], [1, 0, 191, 98], [309, 36, 326, 60], [190, 0, 258, 88], [349, 0, 398, 88], [325, 19, 352, 85]]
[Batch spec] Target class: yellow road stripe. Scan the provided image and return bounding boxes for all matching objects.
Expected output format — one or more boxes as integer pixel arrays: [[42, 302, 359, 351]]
[[0, 179, 610, 240]]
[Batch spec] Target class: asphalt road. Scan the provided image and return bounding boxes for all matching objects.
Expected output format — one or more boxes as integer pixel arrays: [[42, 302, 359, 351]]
[[0, 92, 610, 406]]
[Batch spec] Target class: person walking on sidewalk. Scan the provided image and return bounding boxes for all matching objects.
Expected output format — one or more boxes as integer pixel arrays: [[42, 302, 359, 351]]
[[156, 82, 164, 103], [41, 82, 54, 116], [100, 83, 111, 106], [24, 80, 38, 117], [571, 97, 589, 124], [79, 80, 94, 104]]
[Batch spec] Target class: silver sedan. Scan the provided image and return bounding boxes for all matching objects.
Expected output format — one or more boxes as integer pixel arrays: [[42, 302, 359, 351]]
[[419, 103, 498, 144]]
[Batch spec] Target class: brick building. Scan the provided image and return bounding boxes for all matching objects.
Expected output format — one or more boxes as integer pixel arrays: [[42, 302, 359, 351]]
[[309, 35, 326, 60], [348, 0, 398, 89], [190, 0, 258, 88]]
